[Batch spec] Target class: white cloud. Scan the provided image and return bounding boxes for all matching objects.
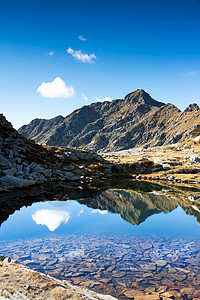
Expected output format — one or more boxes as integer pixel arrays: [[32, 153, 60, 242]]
[[67, 47, 96, 64], [49, 50, 54, 56], [78, 209, 84, 217], [78, 35, 86, 41], [90, 209, 108, 215], [95, 97, 111, 102], [32, 209, 70, 231], [82, 93, 88, 101], [37, 77, 75, 98]]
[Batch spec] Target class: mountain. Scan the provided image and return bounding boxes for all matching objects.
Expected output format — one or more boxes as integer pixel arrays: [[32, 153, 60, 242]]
[[18, 89, 200, 152]]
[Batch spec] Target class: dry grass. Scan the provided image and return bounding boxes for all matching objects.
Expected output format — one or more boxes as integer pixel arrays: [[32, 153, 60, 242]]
[[104, 139, 200, 186], [0, 261, 116, 300], [0, 262, 92, 299]]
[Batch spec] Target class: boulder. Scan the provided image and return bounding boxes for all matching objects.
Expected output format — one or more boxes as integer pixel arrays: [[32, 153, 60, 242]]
[[0, 155, 13, 168], [194, 135, 200, 143], [3, 167, 17, 176], [154, 158, 164, 164], [0, 175, 36, 189], [42, 169, 52, 178], [162, 163, 171, 170], [64, 172, 81, 181]]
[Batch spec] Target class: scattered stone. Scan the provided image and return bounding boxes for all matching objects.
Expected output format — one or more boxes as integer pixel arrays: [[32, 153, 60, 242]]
[[134, 296, 160, 300], [162, 163, 171, 170], [124, 289, 144, 298], [112, 271, 126, 278], [140, 243, 152, 250], [155, 260, 167, 267]]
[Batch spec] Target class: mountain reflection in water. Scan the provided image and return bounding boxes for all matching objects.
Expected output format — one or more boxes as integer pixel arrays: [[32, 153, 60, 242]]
[[0, 180, 200, 228], [1, 180, 200, 299]]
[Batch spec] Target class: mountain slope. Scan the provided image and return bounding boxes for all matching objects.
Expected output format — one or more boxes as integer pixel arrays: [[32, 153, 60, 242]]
[[18, 89, 200, 152]]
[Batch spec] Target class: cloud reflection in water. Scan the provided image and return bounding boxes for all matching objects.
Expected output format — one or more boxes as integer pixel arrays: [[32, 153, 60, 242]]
[[32, 209, 70, 231]]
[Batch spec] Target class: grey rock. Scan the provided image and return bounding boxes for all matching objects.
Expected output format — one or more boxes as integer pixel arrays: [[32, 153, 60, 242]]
[[162, 163, 171, 170], [3, 167, 17, 176], [25, 165, 31, 173], [32, 165, 43, 172], [16, 171, 24, 176], [0, 155, 12, 168], [154, 158, 164, 164], [0, 175, 36, 189], [64, 172, 81, 181], [190, 155, 200, 163], [42, 169, 52, 178], [8, 150, 14, 159], [3, 257, 11, 263]]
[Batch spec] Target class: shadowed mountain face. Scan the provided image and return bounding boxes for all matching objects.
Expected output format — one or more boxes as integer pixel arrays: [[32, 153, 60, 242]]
[[0, 180, 200, 228], [18, 89, 200, 152]]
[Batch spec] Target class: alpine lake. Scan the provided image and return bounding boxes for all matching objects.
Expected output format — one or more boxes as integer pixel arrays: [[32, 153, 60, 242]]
[[0, 179, 200, 299]]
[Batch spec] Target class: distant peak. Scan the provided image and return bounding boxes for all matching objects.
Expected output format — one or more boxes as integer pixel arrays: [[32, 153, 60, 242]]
[[184, 103, 199, 113], [124, 89, 164, 108], [125, 89, 147, 97]]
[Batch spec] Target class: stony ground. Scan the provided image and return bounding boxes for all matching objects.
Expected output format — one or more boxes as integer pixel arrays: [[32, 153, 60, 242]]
[[103, 139, 200, 187], [0, 260, 116, 300]]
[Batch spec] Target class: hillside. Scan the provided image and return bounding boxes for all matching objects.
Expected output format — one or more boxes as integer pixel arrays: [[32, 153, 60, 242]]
[[18, 89, 200, 152], [0, 113, 114, 192]]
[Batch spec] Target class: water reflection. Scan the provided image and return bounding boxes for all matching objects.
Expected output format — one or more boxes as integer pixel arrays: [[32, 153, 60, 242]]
[[32, 209, 70, 231], [0, 180, 200, 299], [0, 180, 200, 228]]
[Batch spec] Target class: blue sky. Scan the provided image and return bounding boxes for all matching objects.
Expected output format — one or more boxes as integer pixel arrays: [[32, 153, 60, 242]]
[[0, 0, 200, 129]]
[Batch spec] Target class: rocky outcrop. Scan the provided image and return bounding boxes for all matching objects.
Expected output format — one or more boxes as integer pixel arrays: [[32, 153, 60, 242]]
[[0, 114, 114, 192], [0, 258, 117, 300], [18, 89, 200, 152]]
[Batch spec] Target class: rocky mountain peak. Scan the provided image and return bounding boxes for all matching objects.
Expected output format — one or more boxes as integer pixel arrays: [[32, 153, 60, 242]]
[[184, 103, 199, 113], [124, 89, 164, 108]]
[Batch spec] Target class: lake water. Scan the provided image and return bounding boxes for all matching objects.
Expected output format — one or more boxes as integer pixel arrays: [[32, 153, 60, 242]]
[[0, 180, 200, 299]]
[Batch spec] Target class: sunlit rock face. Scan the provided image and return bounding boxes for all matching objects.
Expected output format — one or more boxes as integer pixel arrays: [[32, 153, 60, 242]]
[[32, 209, 70, 231]]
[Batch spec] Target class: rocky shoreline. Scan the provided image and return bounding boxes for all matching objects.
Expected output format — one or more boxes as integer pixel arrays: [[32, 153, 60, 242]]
[[0, 256, 117, 300]]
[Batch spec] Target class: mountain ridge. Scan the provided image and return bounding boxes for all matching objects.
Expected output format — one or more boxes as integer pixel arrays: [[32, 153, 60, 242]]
[[18, 89, 200, 152]]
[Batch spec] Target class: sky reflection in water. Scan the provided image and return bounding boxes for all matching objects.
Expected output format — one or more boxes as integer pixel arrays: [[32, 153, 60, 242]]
[[0, 199, 200, 241]]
